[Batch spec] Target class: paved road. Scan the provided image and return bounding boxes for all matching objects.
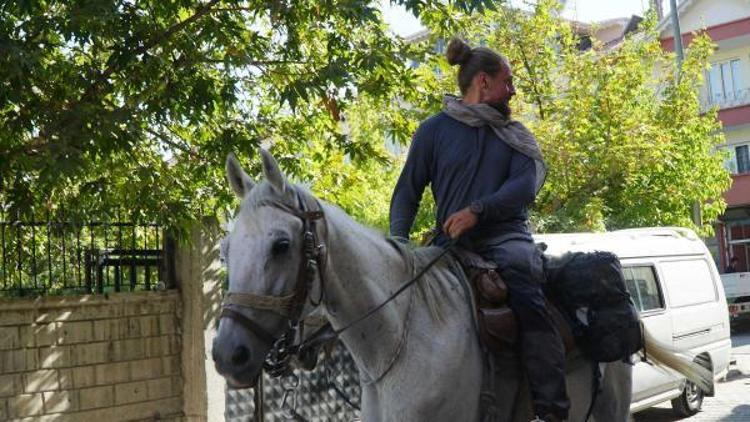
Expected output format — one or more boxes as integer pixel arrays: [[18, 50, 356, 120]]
[[633, 319, 750, 422]]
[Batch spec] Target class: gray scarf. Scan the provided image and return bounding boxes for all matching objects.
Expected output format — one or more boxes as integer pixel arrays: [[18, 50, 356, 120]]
[[442, 95, 546, 194]]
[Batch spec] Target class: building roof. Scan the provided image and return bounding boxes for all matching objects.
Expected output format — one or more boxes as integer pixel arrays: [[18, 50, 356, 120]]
[[403, 28, 430, 44], [595, 16, 633, 28]]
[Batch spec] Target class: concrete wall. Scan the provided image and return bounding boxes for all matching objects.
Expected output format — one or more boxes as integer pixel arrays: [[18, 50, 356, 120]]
[[0, 292, 183, 421], [674, 0, 750, 36], [175, 219, 225, 422], [0, 220, 227, 422]]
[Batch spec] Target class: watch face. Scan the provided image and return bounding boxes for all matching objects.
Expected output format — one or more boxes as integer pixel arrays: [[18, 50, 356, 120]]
[[471, 201, 483, 214]]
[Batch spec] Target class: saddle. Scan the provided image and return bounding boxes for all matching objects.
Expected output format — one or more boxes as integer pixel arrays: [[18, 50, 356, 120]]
[[453, 248, 576, 356]]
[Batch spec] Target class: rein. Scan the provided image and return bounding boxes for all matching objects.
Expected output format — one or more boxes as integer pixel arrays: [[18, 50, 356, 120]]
[[219, 187, 455, 382], [302, 240, 456, 346]]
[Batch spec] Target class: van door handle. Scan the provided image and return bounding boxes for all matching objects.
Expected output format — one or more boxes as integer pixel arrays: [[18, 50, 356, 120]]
[[673, 328, 710, 341]]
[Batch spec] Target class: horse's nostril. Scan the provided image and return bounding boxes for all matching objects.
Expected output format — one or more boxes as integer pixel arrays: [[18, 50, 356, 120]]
[[231, 345, 251, 367]]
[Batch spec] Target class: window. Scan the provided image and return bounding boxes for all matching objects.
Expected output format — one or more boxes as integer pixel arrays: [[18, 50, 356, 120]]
[[722, 143, 750, 175], [707, 59, 743, 104], [623, 266, 664, 312], [659, 259, 717, 308], [727, 222, 750, 273], [738, 145, 750, 174]]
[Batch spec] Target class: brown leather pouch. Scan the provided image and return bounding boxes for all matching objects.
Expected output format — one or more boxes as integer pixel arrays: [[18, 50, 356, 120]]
[[478, 306, 518, 353], [476, 270, 508, 305]]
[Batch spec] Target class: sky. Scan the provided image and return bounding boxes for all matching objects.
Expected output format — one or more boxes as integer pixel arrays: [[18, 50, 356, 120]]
[[381, 0, 671, 37]]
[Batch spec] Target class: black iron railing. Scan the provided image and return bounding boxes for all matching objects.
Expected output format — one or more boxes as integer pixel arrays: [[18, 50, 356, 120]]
[[0, 219, 172, 296], [225, 341, 361, 421]]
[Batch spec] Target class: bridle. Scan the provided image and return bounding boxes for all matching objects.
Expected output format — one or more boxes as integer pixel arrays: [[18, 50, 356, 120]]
[[219, 185, 456, 381], [220, 186, 328, 373]]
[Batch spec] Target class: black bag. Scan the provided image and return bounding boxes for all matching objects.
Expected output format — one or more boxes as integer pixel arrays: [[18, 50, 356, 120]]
[[543, 251, 643, 362]]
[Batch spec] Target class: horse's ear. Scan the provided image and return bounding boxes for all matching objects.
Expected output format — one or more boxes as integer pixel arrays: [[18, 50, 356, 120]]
[[226, 153, 255, 198], [260, 148, 286, 194]]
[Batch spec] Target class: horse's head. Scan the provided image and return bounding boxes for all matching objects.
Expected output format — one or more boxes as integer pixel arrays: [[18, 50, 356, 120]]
[[212, 149, 316, 387]]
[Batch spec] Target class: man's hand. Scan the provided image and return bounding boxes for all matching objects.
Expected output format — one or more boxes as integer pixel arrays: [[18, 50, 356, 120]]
[[443, 207, 479, 239]]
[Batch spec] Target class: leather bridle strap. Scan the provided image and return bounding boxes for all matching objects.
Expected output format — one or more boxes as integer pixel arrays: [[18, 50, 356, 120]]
[[223, 291, 297, 318], [221, 307, 277, 345], [257, 199, 324, 224]]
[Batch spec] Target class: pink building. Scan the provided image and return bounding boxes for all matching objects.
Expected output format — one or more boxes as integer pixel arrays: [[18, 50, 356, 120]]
[[658, 0, 750, 272]]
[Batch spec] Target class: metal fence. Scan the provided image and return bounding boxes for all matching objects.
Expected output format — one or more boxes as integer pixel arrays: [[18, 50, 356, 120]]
[[226, 341, 362, 421], [0, 218, 171, 296]]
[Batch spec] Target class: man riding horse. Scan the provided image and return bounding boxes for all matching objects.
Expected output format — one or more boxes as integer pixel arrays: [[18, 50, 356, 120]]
[[389, 38, 569, 422]]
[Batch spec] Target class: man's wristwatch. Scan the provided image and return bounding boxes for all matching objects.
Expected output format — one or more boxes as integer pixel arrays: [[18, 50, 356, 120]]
[[469, 200, 484, 216]]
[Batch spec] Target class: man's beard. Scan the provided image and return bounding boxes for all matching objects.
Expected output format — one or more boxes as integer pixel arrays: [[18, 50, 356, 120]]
[[490, 99, 512, 119]]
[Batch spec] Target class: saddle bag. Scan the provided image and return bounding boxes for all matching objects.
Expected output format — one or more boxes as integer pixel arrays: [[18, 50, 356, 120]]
[[475, 270, 517, 352], [455, 248, 575, 356], [543, 251, 643, 363]]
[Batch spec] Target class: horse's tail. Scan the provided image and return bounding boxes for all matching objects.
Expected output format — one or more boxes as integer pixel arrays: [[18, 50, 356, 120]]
[[642, 325, 713, 393]]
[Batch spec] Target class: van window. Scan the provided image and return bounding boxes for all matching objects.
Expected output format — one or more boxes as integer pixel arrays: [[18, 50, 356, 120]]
[[659, 259, 717, 308], [623, 266, 664, 312]]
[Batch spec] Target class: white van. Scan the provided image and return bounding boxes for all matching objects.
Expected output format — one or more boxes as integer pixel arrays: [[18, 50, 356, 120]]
[[534, 227, 732, 416]]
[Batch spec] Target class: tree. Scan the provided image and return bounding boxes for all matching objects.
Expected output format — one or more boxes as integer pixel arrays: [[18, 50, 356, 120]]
[[0, 0, 491, 234], [1, 0, 730, 241], [404, 0, 730, 236]]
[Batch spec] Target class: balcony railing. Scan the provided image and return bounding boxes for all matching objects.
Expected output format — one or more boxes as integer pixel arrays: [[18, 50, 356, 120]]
[[705, 87, 750, 110]]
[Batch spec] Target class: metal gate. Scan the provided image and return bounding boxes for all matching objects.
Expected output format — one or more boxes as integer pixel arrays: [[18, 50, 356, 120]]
[[0, 218, 171, 296], [226, 341, 362, 421]]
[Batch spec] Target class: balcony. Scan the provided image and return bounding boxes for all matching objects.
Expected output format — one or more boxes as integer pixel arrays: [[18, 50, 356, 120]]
[[703, 88, 750, 110], [705, 88, 750, 110]]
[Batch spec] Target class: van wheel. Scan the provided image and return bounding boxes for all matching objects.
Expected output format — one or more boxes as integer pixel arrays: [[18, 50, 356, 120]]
[[671, 379, 704, 416]]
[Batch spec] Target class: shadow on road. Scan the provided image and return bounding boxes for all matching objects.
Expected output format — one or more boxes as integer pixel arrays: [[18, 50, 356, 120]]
[[719, 404, 750, 421], [632, 407, 681, 422], [719, 368, 750, 383], [634, 405, 750, 422]]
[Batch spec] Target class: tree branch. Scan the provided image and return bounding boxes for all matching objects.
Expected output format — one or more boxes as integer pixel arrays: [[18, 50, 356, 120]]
[[502, 7, 547, 120], [210, 7, 257, 12], [81, 0, 221, 105], [29, 0, 222, 150], [144, 127, 199, 159]]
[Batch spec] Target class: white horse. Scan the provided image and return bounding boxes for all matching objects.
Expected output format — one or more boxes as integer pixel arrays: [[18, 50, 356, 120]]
[[212, 149, 712, 422]]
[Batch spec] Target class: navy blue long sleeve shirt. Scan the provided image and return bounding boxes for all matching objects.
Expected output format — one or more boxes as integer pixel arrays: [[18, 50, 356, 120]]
[[389, 112, 537, 246]]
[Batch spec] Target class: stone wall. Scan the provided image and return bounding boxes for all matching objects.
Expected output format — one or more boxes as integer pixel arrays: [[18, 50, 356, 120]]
[[0, 291, 183, 421]]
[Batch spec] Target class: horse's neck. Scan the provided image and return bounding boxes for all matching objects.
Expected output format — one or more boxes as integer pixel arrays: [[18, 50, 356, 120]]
[[320, 204, 413, 380]]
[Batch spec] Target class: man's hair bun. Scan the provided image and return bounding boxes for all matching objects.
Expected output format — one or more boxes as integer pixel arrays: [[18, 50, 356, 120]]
[[446, 38, 472, 66]]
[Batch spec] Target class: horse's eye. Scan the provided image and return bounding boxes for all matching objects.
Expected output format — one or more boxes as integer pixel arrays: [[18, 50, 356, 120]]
[[271, 239, 291, 256]]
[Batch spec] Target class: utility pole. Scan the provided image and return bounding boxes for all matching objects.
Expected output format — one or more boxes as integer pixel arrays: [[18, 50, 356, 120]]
[[651, 0, 664, 21], [670, 0, 684, 68], [666, 0, 698, 226]]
